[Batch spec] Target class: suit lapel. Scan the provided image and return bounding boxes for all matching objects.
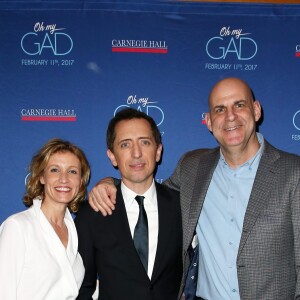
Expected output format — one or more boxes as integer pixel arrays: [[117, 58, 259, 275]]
[[238, 141, 280, 257], [185, 149, 219, 251], [151, 183, 172, 282], [110, 185, 150, 278], [108, 185, 149, 280], [110, 185, 135, 248]]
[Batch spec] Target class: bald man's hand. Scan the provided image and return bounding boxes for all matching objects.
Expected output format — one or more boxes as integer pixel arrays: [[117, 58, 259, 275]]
[[88, 177, 117, 216]]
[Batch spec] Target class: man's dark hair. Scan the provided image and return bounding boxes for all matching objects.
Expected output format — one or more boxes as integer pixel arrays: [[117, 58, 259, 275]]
[[106, 108, 161, 151]]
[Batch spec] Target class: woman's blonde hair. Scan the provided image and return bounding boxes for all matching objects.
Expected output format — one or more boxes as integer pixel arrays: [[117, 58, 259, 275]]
[[23, 138, 90, 212]]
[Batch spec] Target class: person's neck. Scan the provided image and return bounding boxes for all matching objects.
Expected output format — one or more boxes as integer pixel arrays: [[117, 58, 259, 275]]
[[221, 138, 260, 169], [122, 178, 154, 195], [41, 201, 66, 227]]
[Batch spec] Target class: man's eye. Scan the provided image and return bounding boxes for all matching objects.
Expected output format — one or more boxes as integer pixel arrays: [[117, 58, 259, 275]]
[[215, 108, 224, 113], [142, 140, 151, 145], [235, 103, 245, 108], [120, 143, 129, 148]]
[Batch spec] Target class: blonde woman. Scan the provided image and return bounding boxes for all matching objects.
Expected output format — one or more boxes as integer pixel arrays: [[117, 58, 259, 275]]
[[0, 138, 90, 300]]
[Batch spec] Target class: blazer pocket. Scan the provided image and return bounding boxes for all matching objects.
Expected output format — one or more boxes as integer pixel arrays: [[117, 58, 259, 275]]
[[259, 206, 288, 215], [256, 208, 290, 234]]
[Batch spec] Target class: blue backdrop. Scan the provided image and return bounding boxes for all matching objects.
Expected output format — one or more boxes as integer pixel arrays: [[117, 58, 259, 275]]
[[1, 1, 300, 223]]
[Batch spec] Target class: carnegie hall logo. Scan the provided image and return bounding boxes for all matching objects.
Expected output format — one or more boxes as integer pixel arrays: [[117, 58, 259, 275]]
[[295, 45, 300, 57], [111, 39, 168, 54], [21, 108, 77, 122], [201, 112, 207, 125]]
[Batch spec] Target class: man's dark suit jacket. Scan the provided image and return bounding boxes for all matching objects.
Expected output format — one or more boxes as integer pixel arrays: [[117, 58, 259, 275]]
[[75, 182, 183, 300]]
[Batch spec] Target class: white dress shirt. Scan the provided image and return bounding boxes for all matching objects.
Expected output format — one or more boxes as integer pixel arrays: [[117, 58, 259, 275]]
[[0, 198, 85, 300], [121, 180, 159, 279]]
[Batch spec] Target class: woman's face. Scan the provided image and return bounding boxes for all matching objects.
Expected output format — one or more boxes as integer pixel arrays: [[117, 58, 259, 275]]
[[40, 151, 82, 207]]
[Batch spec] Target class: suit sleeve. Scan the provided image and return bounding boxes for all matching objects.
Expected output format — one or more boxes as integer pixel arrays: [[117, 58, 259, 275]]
[[292, 176, 300, 299], [163, 153, 186, 192], [75, 205, 97, 300], [0, 218, 25, 299]]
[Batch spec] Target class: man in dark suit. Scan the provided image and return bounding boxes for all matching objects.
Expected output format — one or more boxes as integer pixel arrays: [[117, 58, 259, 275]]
[[75, 108, 182, 300], [89, 78, 300, 300]]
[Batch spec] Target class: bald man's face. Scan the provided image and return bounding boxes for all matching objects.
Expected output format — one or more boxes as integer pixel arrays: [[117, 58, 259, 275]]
[[205, 79, 261, 153]]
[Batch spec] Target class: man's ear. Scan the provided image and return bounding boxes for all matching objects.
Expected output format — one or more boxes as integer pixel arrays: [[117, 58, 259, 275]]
[[253, 100, 262, 122], [205, 112, 212, 132], [107, 149, 118, 167], [156, 144, 163, 162]]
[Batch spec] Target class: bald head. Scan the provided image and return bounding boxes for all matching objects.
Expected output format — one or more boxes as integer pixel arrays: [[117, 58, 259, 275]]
[[208, 77, 254, 111], [205, 77, 262, 167]]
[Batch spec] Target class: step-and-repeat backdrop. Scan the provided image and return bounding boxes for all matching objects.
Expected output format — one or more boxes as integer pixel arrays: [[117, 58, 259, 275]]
[[1, 1, 300, 223]]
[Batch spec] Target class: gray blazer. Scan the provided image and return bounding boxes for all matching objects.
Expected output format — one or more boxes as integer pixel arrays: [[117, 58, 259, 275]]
[[164, 140, 300, 300]]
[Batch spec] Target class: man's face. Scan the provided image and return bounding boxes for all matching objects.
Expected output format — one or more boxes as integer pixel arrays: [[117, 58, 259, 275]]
[[107, 118, 162, 193], [205, 78, 261, 153]]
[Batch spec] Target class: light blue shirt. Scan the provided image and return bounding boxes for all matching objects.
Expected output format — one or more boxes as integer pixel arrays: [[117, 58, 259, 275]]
[[196, 133, 264, 299]]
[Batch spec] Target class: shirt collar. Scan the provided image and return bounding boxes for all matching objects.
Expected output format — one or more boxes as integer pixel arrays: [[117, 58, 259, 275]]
[[121, 180, 156, 210], [33, 197, 72, 222], [220, 132, 264, 170], [32, 197, 77, 255]]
